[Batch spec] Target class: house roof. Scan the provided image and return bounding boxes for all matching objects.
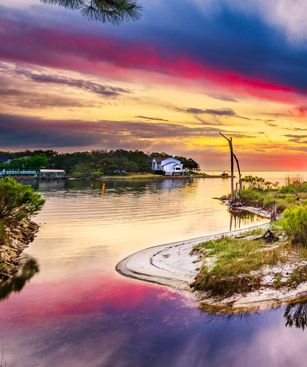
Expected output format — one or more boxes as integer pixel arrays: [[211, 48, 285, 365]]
[[152, 157, 167, 163], [162, 161, 182, 167], [161, 157, 181, 166]]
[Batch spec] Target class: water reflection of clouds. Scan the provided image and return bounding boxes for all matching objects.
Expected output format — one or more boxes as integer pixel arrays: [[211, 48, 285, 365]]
[[0, 272, 306, 367]]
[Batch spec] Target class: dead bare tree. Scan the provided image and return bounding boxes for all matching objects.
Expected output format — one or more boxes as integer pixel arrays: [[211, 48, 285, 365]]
[[219, 131, 243, 200], [219, 131, 234, 200]]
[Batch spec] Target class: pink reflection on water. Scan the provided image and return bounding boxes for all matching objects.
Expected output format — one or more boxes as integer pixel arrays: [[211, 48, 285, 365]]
[[0, 273, 182, 325]]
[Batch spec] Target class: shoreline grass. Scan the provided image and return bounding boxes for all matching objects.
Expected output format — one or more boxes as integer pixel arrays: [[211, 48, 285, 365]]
[[192, 179, 307, 300], [191, 235, 289, 297]]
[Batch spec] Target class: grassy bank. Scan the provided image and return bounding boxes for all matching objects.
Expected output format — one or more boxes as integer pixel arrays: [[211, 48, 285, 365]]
[[191, 177, 307, 304], [237, 177, 307, 212]]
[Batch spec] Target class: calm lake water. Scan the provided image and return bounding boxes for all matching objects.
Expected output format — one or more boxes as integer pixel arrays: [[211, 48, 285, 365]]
[[0, 173, 306, 367]]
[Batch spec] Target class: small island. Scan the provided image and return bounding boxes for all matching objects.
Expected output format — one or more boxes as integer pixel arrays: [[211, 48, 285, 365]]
[[0, 149, 228, 180], [117, 175, 307, 314]]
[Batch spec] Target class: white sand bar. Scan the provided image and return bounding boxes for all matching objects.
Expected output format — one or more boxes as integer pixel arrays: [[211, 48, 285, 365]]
[[116, 222, 270, 293]]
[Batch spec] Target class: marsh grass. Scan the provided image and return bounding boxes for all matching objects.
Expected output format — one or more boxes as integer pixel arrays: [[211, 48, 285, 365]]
[[236, 181, 307, 213], [192, 236, 289, 297], [235, 228, 265, 237]]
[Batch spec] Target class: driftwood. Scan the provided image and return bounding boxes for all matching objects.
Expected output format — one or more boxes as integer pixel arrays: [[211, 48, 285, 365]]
[[229, 199, 243, 208], [262, 229, 279, 243]]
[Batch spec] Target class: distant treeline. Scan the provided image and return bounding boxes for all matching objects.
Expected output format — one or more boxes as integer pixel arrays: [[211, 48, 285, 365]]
[[0, 150, 199, 178]]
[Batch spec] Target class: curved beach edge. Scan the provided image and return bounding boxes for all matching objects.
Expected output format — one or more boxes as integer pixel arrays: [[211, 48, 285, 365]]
[[116, 222, 273, 306], [116, 216, 307, 313]]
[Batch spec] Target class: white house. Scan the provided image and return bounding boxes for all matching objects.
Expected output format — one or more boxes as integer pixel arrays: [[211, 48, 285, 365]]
[[151, 157, 184, 176]]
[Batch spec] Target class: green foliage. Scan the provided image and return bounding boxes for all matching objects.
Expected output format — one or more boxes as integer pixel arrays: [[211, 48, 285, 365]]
[[70, 163, 103, 179], [242, 175, 278, 191], [280, 182, 307, 194], [279, 206, 307, 246], [25, 154, 49, 169], [238, 179, 307, 212], [0, 178, 45, 224], [174, 156, 200, 171], [0, 153, 49, 170], [238, 189, 263, 206]]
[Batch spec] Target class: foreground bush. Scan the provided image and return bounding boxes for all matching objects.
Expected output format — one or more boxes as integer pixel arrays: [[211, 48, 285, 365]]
[[0, 178, 45, 224], [280, 206, 307, 246]]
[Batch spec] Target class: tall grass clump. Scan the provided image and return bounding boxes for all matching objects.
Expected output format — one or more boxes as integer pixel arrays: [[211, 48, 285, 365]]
[[280, 206, 307, 246]]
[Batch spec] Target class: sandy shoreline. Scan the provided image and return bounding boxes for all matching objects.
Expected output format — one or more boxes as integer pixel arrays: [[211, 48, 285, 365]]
[[116, 205, 307, 313], [116, 222, 270, 296]]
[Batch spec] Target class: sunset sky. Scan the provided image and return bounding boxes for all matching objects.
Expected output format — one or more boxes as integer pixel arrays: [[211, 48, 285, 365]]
[[1, 0, 307, 170]]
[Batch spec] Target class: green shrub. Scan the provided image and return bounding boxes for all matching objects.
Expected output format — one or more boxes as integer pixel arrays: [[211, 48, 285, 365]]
[[238, 189, 263, 206], [0, 177, 45, 224], [280, 182, 307, 194], [242, 176, 278, 191], [280, 206, 307, 246]]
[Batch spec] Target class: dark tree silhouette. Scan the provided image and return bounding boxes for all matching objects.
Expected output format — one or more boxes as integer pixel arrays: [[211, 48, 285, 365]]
[[41, 0, 142, 24]]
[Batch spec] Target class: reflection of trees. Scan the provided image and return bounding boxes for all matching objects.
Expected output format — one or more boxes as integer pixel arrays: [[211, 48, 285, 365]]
[[63, 177, 194, 195], [0, 258, 39, 302], [41, 0, 142, 24], [284, 301, 307, 330], [199, 303, 259, 322], [229, 208, 257, 231]]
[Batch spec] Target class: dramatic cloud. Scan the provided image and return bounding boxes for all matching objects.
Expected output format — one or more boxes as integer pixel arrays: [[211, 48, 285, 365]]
[[25, 73, 131, 98], [1, 2, 307, 170], [0, 84, 97, 109], [179, 107, 236, 116], [0, 113, 254, 150], [0, 9, 303, 103]]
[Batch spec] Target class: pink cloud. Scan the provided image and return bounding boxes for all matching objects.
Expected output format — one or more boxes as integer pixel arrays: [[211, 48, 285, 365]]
[[0, 17, 301, 103]]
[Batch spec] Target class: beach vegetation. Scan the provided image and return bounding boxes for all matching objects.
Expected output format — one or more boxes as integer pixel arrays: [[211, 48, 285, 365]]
[[191, 236, 288, 297], [0, 177, 45, 224], [192, 176, 307, 300], [279, 206, 307, 246], [237, 179, 307, 212]]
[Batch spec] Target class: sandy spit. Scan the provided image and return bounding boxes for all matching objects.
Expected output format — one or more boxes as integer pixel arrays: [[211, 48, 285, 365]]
[[116, 222, 270, 295]]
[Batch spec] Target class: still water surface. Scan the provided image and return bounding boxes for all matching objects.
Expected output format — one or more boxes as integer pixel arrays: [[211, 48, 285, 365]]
[[0, 174, 306, 367]]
